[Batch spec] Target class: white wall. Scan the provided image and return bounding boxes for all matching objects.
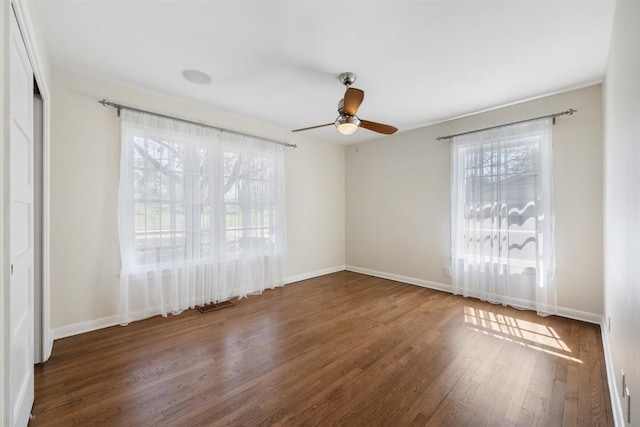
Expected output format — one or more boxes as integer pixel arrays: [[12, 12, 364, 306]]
[[603, 1, 640, 425], [346, 85, 603, 320], [49, 69, 345, 335]]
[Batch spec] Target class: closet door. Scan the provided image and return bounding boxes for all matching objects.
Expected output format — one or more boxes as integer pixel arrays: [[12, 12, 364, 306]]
[[9, 7, 35, 426]]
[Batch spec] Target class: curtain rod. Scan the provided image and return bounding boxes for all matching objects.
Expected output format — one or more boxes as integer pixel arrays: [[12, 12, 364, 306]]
[[435, 108, 577, 141], [98, 99, 297, 148]]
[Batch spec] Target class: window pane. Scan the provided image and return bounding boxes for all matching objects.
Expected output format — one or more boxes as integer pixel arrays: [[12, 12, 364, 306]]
[[460, 137, 543, 265], [131, 136, 279, 264]]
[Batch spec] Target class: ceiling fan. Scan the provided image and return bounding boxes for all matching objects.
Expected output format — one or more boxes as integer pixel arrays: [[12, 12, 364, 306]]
[[292, 72, 398, 136]]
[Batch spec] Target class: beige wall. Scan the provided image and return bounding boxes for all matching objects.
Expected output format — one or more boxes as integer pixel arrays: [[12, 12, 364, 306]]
[[346, 85, 603, 319], [49, 69, 345, 332], [603, 1, 640, 425]]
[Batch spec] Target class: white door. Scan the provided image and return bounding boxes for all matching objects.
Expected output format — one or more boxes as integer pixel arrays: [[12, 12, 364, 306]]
[[9, 7, 35, 427]]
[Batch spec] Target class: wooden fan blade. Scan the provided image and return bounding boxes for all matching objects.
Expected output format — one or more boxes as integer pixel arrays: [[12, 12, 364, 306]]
[[343, 88, 364, 115], [360, 120, 398, 135], [291, 123, 333, 132]]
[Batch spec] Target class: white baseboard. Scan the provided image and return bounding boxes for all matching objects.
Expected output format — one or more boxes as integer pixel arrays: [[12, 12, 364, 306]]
[[345, 265, 601, 325], [346, 265, 452, 294], [52, 315, 119, 340], [554, 306, 602, 325], [285, 265, 346, 284], [601, 319, 625, 427]]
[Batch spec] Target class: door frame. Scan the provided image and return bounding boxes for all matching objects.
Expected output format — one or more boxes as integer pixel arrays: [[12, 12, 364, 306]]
[[1, 4, 9, 425], [1, 0, 51, 422], [10, 0, 51, 362], [9, 8, 35, 425]]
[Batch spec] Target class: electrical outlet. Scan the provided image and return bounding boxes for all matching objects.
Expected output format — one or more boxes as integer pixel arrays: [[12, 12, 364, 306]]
[[444, 266, 451, 277], [624, 387, 631, 424]]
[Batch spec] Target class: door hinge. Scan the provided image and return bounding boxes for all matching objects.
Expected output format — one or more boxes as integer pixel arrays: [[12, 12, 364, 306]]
[[10, 264, 13, 275]]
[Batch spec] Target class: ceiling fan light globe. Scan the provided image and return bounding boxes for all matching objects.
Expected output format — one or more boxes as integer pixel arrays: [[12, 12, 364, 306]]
[[338, 123, 358, 135], [335, 115, 360, 135]]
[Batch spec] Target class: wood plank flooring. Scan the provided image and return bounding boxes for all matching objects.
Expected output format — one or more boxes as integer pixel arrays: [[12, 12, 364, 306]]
[[31, 271, 613, 426]]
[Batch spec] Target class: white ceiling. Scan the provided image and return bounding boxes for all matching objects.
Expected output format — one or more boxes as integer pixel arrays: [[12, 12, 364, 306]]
[[29, 0, 616, 144]]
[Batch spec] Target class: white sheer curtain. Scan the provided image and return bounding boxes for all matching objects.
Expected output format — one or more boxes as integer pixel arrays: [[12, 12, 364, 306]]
[[451, 118, 556, 315], [118, 110, 286, 324]]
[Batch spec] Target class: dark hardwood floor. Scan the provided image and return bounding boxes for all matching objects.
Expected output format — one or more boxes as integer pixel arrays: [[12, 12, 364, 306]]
[[32, 271, 613, 426]]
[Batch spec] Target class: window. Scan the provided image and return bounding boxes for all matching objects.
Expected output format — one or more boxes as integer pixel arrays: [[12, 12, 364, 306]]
[[118, 110, 286, 324], [451, 118, 556, 314], [131, 137, 278, 266], [460, 137, 538, 270]]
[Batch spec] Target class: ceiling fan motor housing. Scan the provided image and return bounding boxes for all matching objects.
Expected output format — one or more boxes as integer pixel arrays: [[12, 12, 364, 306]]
[[339, 72, 357, 87]]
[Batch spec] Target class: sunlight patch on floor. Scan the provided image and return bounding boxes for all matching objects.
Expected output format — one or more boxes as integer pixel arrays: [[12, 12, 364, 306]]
[[463, 306, 582, 363]]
